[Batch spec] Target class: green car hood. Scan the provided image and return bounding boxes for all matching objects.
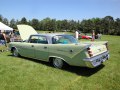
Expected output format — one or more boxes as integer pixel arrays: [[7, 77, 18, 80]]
[[17, 25, 38, 41]]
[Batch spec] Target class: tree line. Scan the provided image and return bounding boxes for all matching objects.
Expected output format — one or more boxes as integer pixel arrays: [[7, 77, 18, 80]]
[[0, 14, 120, 35]]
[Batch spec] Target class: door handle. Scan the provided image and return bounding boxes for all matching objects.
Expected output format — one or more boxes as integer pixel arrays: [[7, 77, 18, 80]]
[[44, 46, 47, 49], [31, 45, 34, 47]]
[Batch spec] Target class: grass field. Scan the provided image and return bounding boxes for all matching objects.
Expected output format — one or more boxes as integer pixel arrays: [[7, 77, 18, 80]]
[[0, 35, 120, 90]]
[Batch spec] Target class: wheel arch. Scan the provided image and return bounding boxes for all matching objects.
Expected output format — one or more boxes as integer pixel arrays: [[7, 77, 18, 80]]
[[49, 56, 68, 65], [11, 46, 18, 53]]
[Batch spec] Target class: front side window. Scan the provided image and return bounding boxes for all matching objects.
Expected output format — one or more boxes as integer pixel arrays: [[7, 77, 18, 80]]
[[52, 35, 78, 44], [29, 35, 48, 44]]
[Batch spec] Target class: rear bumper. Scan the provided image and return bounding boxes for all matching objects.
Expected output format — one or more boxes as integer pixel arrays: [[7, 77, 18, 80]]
[[83, 51, 109, 68]]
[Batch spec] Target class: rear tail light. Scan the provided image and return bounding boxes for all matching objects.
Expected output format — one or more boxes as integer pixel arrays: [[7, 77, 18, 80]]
[[87, 47, 93, 57]]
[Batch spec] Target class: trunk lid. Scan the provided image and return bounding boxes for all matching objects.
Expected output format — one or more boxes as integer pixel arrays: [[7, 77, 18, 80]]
[[81, 41, 108, 58], [89, 44, 107, 57]]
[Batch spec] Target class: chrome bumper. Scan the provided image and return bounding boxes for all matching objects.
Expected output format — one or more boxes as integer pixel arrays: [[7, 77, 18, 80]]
[[83, 51, 109, 68]]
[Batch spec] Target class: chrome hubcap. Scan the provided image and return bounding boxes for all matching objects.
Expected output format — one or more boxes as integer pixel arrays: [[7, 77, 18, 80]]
[[53, 58, 63, 68], [13, 49, 18, 57]]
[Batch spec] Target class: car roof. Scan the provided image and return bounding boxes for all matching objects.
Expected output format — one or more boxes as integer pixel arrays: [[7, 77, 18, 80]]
[[30, 33, 73, 44], [31, 33, 67, 37]]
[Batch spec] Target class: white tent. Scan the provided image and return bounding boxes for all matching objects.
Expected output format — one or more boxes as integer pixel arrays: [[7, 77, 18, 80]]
[[0, 22, 13, 31]]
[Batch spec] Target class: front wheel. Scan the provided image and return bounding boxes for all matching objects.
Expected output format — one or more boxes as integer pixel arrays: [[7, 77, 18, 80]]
[[12, 48, 19, 57], [52, 58, 64, 69]]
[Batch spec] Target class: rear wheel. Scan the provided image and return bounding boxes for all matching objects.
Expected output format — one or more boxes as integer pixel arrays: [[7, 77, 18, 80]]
[[12, 48, 19, 57], [52, 58, 64, 69]]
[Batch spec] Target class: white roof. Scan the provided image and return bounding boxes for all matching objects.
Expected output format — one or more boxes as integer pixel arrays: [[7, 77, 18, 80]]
[[17, 24, 38, 41], [0, 22, 13, 31]]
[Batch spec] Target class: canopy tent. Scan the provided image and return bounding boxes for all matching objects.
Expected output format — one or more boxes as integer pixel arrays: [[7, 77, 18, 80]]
[[0, 22, 13, 32]]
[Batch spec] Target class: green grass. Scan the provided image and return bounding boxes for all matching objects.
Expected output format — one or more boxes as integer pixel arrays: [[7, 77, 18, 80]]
[[0, 35, 120, 90]]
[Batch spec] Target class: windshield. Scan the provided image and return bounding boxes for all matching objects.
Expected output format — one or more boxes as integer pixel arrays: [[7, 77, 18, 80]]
[[52, 35, 78, 44]]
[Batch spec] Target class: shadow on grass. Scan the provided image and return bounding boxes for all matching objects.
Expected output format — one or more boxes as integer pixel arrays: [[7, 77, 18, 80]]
[[63, 65, 104, 76], [8, 55, 104, 77]]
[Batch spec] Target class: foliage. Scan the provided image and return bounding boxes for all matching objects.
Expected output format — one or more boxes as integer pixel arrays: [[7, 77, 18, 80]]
[[10, 19, 17, 29], [19, 17, 28, 24], [0, 14, 120, 35], [29, 18, 40, 30], [2, 18, 9, 25], [0, 15, 3, 22]]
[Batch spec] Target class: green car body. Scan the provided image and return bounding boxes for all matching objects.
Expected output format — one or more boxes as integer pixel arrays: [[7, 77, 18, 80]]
[[9, 33, 109, 68]]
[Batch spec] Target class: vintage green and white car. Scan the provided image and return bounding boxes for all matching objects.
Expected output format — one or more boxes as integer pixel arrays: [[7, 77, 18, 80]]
[[9, 25, 109, 68]]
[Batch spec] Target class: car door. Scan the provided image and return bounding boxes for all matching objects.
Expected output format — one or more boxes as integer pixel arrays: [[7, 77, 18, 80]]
[[19, 35, 40, 58], [34, 36, 49, 61], [19, 42, 35, 58]]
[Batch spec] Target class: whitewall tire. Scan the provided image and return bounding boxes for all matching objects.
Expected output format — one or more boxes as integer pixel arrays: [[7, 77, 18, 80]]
[[12, 48, 19, 57]]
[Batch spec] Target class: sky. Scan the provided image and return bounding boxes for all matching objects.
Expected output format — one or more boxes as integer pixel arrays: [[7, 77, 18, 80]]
[[0, 0, 120, 21]]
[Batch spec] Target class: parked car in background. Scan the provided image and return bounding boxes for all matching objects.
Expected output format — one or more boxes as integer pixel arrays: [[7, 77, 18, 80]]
[[9, 25, 109, 69], [77, 31, 92, 39], [79, 35, 92, 39]]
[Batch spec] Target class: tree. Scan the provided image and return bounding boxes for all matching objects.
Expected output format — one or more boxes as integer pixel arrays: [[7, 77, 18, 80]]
[[30, 19, 39, 30], [69, 20, 78, 31], [114, 18, 120, 35], [91, 18, 102, 33], [80, 19, 93, 33], [2, 18, 9, 25], [10, 19, 17, 29], [40, 17, 57, 31], [61, 19, 69, 31], [41, 17, 50, 31], [20, 17, 28, 24], [0, 15, 3, 22], [50, 19, 57, 32], [56, 20, 62, 31], [102, 16, 114, 34], [0, 14, 120, 35]]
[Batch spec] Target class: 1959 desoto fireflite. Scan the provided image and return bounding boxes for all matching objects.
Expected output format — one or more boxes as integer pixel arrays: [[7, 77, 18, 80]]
[[9, 25, 109, 68]]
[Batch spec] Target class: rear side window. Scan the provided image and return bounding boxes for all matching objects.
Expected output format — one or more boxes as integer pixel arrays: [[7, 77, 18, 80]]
[[52, 35, 78, 44], [29, 35, 48, 44]]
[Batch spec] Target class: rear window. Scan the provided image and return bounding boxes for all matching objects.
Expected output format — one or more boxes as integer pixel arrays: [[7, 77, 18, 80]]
[[52, 35, 78, 44]]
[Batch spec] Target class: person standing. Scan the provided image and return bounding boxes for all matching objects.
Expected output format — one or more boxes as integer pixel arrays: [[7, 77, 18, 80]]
[[0, 30, 7, 47], [91, 30, 95, 41], [75, 30, 79, 40], [10, 31, 15, 42]]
